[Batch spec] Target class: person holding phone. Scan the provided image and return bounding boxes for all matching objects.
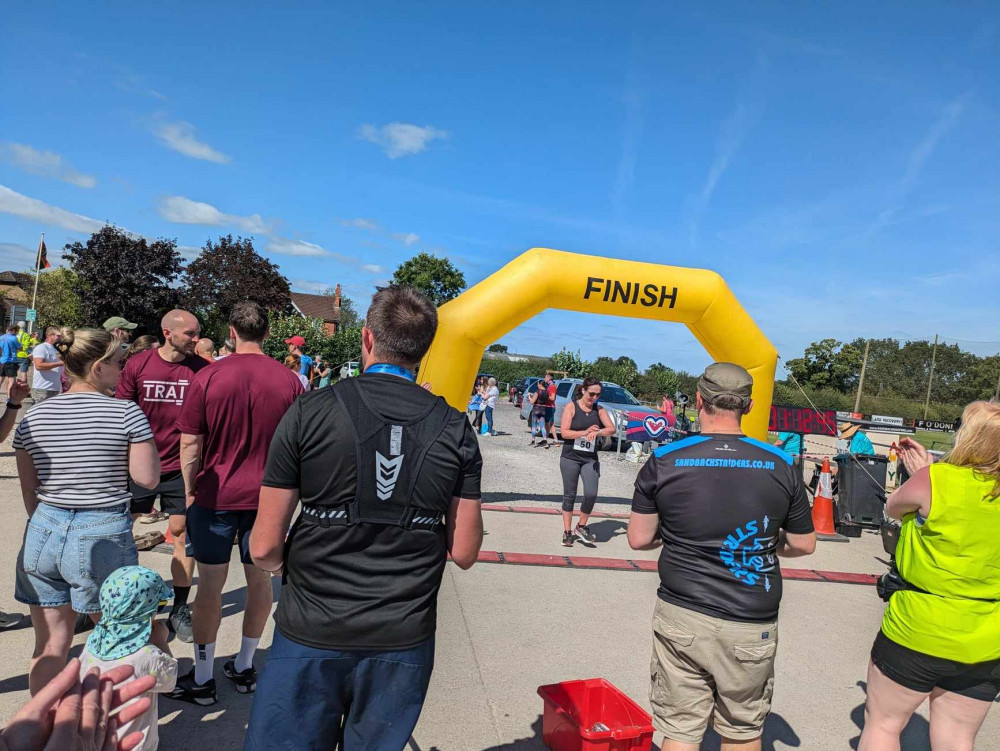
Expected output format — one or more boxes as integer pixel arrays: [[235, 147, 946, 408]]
[[558, 377, 615, 547]]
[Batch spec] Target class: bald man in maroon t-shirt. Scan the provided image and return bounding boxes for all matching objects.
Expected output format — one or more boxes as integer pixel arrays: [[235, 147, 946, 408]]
[[116, 308, 207, 642]]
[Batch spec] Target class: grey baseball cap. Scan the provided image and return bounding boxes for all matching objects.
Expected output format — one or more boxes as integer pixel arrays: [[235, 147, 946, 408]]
[[102, 316, 137, 331], [698, 362, 753, 405]]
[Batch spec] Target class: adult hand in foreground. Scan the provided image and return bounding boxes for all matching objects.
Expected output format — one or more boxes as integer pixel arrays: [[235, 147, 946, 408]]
[[7, 381, 29, 406], [897, 437, 933, 474], [0, 659, 155, 751]]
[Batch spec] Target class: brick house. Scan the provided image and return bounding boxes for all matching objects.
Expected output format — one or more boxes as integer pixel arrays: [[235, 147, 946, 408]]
[[289, 283, 343, 335], [0, 271, 33, 329]]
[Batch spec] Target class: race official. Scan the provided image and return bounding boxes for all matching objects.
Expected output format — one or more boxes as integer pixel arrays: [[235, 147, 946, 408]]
[[628, 363, 816, 750], [245, 286, 484, 751], [116, 309, 208, 642]]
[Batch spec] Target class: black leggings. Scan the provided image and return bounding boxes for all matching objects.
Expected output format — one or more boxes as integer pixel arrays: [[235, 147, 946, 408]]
[[560, 455, 600, 514]]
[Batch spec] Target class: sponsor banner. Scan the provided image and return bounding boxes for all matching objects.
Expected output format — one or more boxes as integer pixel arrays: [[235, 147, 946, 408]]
[[914, 419, 957, 432], [836, 411, 863, 420], [867, 423, 917, 435], [625, 411, 675, 443], [871, 414, 904, 426]]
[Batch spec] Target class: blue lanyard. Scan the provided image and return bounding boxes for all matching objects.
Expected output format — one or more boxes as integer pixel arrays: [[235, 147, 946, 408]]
[[364, 363, 416, 382]]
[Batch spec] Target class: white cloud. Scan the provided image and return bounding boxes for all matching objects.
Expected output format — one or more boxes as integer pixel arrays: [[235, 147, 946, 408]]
[[3, 143, 97, 188], [358, 122, 448, 158], [0, 184, 105, 234], [900, 90, 973, 192], [266, 238, 330, 257], [153, 121, 230, 164], [177, 245, 202, 261], [158, 196, 271, 235], [0, 242, 44, 269], [340, 218, 380, 230], [699, 102, 763, 206], [392, 232, 420, 247], [291, 278, 332, 293], [362, 264, 384, 274]]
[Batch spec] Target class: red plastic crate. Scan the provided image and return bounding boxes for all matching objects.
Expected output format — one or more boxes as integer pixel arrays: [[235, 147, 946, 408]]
[[537, 678, 654, 751]]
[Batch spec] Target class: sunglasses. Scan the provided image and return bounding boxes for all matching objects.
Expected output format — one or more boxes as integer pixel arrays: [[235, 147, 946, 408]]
[[585, 390, 601, 398]]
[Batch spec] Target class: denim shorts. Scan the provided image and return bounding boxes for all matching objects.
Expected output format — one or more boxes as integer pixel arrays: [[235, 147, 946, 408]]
[[15, 503, 137, 614], [18, 359, 29, 373]]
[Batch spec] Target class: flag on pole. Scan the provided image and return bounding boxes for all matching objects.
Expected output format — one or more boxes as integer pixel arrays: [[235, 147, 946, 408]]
[[37, 236, 50, 269]]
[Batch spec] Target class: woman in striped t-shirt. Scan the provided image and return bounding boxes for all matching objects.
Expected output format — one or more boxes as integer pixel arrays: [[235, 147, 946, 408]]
[[13, 328, 160, 695]]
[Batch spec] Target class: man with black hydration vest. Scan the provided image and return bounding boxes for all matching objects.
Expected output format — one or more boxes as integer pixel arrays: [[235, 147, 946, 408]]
[[245, 285, 485, 751]]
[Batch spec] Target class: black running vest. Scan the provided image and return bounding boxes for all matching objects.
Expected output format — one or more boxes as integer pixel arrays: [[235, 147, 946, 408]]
[[298, 377, 453, 531]]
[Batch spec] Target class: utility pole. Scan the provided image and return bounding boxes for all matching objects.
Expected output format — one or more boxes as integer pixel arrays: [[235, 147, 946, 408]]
[[923, 334, 938, 419], [854, 339, 870, 413]]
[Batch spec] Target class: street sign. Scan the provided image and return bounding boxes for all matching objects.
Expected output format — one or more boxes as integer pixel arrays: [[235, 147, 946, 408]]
[[26, 309, 36, 321]]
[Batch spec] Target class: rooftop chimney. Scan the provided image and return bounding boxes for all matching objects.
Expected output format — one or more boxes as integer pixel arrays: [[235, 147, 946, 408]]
[[334, 283, 342, 309]]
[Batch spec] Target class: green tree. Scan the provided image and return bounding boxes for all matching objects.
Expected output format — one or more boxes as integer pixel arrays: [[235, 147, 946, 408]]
[[31, 268, 86, 329], [322, 327, 364, 371], [391, 252, 466, 306], [261, 312, 329, 361], [183, 235, 291, 342], [550, 348, 590, 377], [615, 355, 637, 370], [487, 343, 508, 353], [63, 226, 182, 333], [785, 339, 861, 391]]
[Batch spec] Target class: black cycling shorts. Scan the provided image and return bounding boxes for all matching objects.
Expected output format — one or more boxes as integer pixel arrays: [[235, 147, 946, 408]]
[[130, 470, 187, 516], [871, 630, 1000, 701]]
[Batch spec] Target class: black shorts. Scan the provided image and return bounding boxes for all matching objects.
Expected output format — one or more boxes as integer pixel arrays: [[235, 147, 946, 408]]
[[185, 504, 257, 565], [1, 362, 18, 378], [129, 470, 187, 516], [871, 630, 1000, 701]]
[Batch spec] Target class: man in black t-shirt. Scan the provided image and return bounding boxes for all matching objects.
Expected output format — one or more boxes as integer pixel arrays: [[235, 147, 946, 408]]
[[628, 362, 816, 749], [245, 286, 484, 751]]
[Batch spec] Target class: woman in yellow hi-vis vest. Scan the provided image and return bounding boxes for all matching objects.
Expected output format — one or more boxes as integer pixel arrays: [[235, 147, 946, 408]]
[[859, 401, 1000, 751]]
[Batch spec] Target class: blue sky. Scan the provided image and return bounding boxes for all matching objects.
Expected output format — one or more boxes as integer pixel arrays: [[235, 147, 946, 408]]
[[2, 3, 999, 373]]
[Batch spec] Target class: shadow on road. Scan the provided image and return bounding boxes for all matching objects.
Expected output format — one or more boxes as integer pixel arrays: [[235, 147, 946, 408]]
[[701, 712, 800, 749], [586, 519, 628, 543], [158, 651, 269, 748], [481, 492, 632, 507], [849, 680, 930, 750], [410, 715, 547, 751]]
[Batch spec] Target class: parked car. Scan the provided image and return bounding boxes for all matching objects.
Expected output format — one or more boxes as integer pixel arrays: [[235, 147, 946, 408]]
[[512, 376, 542, 408], [339, 361, 360, 380], [519, 378, 662, 449]]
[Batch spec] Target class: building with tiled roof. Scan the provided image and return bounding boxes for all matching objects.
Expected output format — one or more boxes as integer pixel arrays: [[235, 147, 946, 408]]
[[290, 284, 343, 335]]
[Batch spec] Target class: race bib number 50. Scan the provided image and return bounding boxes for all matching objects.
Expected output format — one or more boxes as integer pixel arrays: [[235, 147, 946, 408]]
[[574, 435, 596, 453]]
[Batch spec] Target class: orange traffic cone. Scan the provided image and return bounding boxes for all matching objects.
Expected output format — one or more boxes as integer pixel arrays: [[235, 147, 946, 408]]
[[165, 527, 175, 544], [812, 458, 848, 542]]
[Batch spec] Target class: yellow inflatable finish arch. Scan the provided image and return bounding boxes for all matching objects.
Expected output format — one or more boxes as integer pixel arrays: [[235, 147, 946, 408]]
[[419, 248, 777, 440]]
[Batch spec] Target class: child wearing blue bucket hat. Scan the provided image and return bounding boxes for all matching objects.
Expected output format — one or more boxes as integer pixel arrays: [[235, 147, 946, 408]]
[[79, 566, 178, 751]]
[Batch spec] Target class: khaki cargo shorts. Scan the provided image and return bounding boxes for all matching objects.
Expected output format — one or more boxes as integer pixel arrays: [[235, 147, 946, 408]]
[[649, 599, 777, 744]]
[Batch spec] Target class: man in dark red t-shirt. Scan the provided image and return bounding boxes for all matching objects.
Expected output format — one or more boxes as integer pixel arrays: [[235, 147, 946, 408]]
[[167, 301, 303, 706], [116, 308, 207, 642]]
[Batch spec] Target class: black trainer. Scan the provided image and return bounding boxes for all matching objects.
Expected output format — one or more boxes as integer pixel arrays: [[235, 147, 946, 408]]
[[165, 668, 218, 706], [73, 613, 95, 635], [575, 524, 596, 543], [562, 530, 574, 547], [223, 659, 257, 694]]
